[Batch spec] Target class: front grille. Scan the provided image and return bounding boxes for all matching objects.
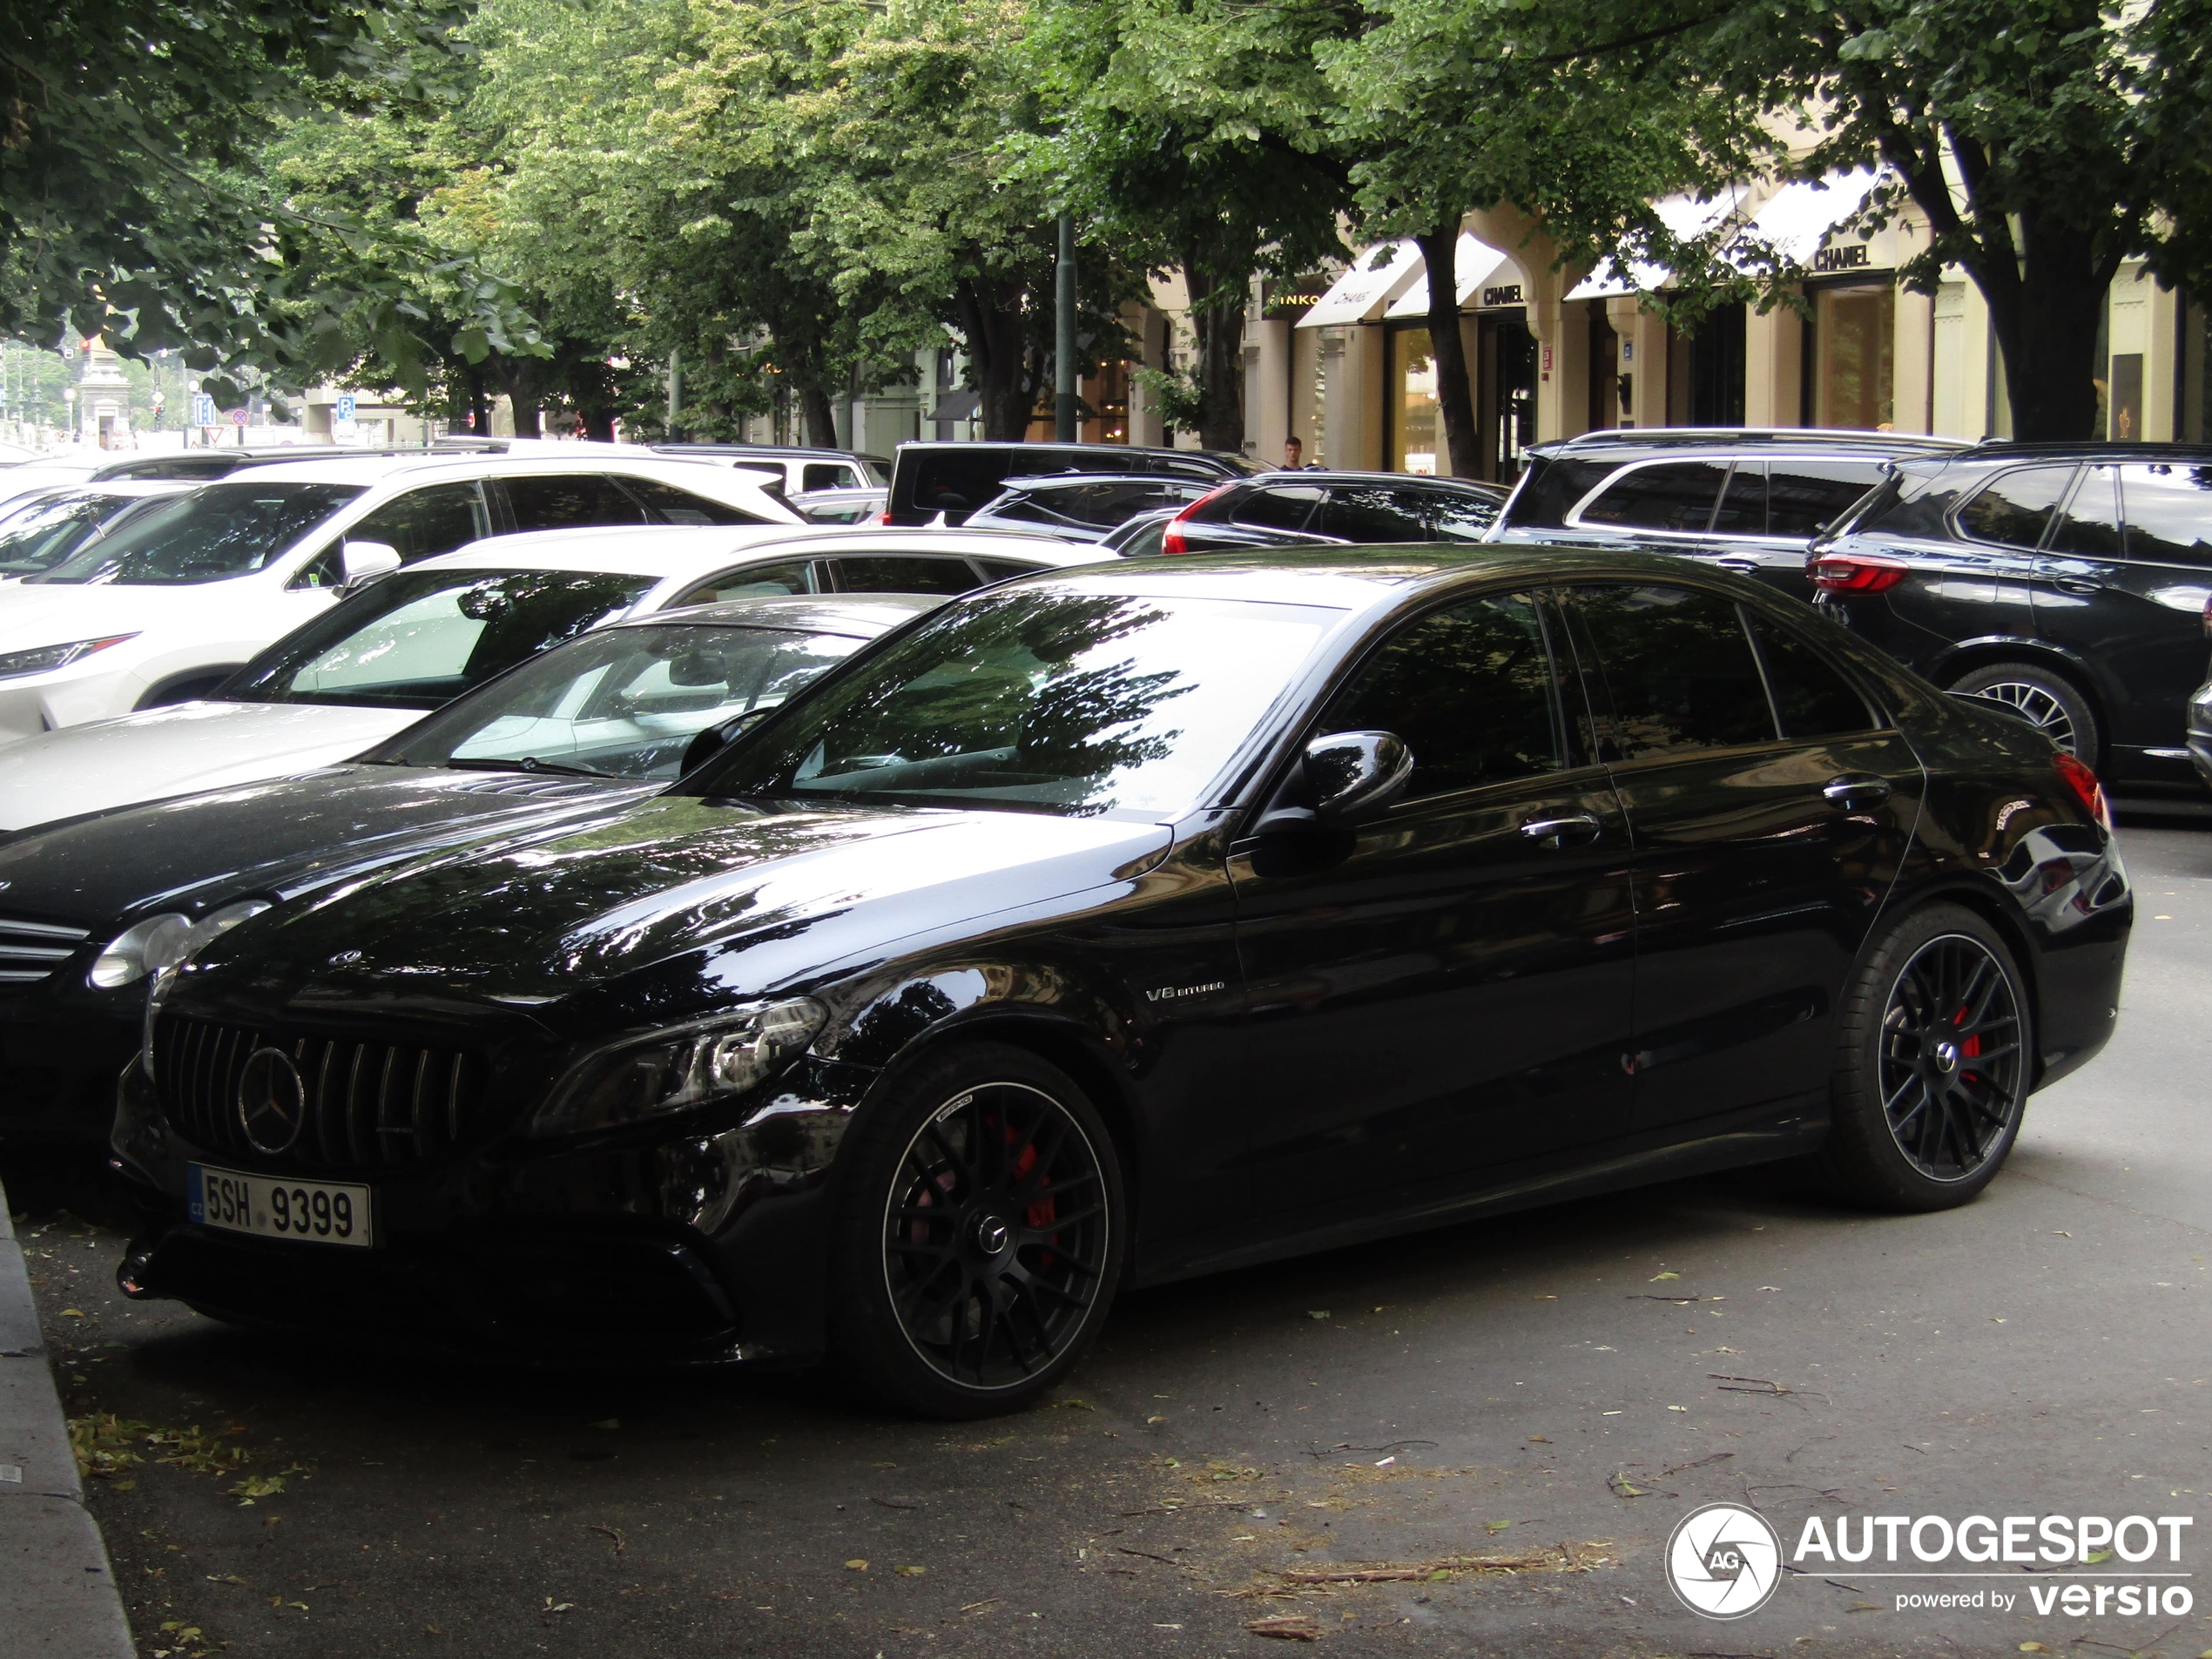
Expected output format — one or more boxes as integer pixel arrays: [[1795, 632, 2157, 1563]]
[[0, 917, 91, 984], [154, 1015, 489, 1173]]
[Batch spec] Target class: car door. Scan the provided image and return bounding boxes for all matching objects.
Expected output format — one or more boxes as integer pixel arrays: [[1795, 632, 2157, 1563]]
[[1564, 582, 1922, 1134], [1952, 460, 2080, 650], [1225, 588, 1637, 1220], [2040, 462, 2212, 763]]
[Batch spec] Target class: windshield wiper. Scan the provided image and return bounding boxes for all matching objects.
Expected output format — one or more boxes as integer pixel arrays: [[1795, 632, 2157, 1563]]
[[441, 756, 612, 779]]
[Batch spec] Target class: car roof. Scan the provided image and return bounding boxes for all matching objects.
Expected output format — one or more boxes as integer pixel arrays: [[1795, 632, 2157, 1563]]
[[631, 591, 948, 632], [1533, 428, 1965, 457], [1238, 469, 1507, 494], [192, 452, 777, 486], [984, 543, 1797, 615], [1945, 440, 2212, 463], [995, 472, 1213, 490]]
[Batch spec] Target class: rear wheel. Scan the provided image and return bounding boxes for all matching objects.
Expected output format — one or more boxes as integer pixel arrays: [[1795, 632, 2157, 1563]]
[[1816, 903, 2033, 1211], [827, 1043, 1125, 1418], [1946, 661, 2099, 765]]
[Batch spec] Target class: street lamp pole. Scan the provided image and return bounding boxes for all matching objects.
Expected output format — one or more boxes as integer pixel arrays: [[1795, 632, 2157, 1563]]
[[1055, 213, 1077, 443]]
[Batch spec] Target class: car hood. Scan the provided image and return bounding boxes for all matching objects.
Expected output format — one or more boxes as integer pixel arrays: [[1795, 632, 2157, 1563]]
[[182, 796, 1175, 1028], [0, 764, 659, 930], [0, 701, 423, 833], [0, 581, 234, 648]]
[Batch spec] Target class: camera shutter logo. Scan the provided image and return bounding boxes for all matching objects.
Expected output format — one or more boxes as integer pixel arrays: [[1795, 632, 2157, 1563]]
[[237, 1047, 307, 1156], [1667, 1501, 1783, 1619]]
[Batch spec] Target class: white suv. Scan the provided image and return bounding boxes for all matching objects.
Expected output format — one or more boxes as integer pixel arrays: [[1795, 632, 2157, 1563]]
[[0, 453, 797, 742]]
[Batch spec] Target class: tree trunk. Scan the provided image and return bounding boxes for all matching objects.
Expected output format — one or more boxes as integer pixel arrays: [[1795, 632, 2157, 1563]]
[[956, 274, 1036, 441], [493, 359, 543, 437], [801, 384, 839, 448], [1184, 246, 1245, 454], [1986, 212, 2114, 442], [1416, 224, 1483, 477]]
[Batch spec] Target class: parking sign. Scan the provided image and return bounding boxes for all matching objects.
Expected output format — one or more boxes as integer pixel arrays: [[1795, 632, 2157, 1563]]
[[190, 393, 216, 427], [335, 394, 356, 421]]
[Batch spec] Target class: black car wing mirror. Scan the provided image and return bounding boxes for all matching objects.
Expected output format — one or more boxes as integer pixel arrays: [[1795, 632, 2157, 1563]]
[[1251, 730, 1413, 837], [679, 706, 774, 777]]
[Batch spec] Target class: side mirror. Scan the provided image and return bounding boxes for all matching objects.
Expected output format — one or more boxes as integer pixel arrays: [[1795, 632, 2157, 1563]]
[[340, 540, 402, 590], [678, 707, 773, 776], [1251, 730, 1413, 837]]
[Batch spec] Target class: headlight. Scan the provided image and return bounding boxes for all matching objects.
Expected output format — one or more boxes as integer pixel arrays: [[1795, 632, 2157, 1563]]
[[128, 900, 273, 1079], [94, 900, 271, 990], [527, 997, 826, 1139], [0, 634, 138, 681]]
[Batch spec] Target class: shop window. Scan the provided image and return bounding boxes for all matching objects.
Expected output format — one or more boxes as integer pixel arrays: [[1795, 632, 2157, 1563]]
[[1812, 287, 1895, 428], [2108, 354, 2144, 442], [1388, 326, 1440, 475]]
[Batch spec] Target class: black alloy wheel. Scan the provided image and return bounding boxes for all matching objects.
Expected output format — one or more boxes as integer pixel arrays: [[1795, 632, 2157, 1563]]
[[1875, 934, 2026, 1182], [1815, 903, 2033, 1211], [1947, 662, 2100, 765], [830, 1043, 1125, 1416]]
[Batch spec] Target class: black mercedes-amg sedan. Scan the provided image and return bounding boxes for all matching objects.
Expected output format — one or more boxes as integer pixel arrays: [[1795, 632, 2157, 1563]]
[[110, 549, 2131, 1417]]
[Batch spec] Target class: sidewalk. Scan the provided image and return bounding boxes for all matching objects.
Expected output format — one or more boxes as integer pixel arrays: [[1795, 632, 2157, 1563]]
[[0, 1179, 133, 1657]]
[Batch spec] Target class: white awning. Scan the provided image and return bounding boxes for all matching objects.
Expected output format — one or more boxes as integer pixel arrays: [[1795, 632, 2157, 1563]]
[[1565, 188, 1750, 301], [1381, 233, 1517, 319], [1296, 241, 1423, 327], [1737, 169, 1884, 269]]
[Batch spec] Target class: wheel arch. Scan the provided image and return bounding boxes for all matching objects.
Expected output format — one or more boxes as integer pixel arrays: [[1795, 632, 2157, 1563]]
[[1930, 639, 2110, 728], [134, 665, 247, 709], [1873, 876, 2049, 1089]]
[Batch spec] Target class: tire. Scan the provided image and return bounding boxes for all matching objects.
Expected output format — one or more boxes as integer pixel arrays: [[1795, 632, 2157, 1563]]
[[1946, 661, 2100, 766], [826, 1042, 1127, 1418], [1814, 903, 2034, 1212]]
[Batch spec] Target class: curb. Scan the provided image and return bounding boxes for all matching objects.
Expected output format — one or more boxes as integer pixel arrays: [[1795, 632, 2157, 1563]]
[[0, 1178, 134, 1657]]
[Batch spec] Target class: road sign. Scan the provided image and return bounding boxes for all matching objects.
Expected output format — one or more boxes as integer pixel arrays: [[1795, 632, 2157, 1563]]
[[228, 408, 249, 427], [190, 394, 217, 427], [334, 394, 357, 421]]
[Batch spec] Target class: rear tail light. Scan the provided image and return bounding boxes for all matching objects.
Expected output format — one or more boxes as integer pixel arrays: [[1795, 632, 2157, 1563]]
[[1161, 483, 1236, 556], [878, 509, 894, 526], [2052, 751, 2113, 832], [1810, 553, 1909, 594]]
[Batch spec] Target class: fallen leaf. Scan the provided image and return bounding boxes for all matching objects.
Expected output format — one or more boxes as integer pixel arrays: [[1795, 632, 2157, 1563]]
[[1245, 1615, 1321, 1642], [894, 1565, 927, 1576], [60, 1308, 85, 1318], [1485, 1520, 1512, 1534], [2084, 1548, 2113, 1564], [1146, 1415, 1166, 1425], [1050, 1399, 1094, 1412], [845, 1560, 868, 1571], [226, 1474, 286, 1504], [1305, 1311, 1330, 1321], [1528, 1434, 1551, 1443], [204, 1575, 247, 1586], [1649, 1272, 1679, 1282], [1667, 1406, 1687, 1413], [2019, 1644, 2047, 1654]]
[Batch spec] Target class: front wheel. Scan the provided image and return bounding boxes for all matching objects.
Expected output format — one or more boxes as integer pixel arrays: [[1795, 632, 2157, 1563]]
[[1815, 904, 2034, 1212], [827, 1043, 1126, 1418]]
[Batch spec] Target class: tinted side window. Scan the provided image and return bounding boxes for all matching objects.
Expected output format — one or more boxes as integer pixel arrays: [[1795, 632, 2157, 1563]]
[[1955, 465, 2076, 550], [802, 462, 860, 492], [1765, 460, 1887, 537], [1749, 616, 1878, 738], [2050, 464, 2123, 557], [1231, 485, 1323, 531], [621, 475, 766, 526], [346, 482, 490, 563], [502, 474, 651, 532], [2121, 462, 2212, 568], [1575, 460, 1730, 532], [670, 561, 818, 608], [910, 452, 1019, 514], [1710, 462, 1768, 535], [1574, 584, 1777, 759], [1421, 487, 1500, 541], [973, 558, 1040, 582], [1322, 591, 1563, 799], [1318, 484, 1428, 542], [831, 556, 979, 595]]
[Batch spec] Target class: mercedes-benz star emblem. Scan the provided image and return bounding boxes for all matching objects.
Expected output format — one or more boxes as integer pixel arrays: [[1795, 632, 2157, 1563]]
[[1665, 1501, 1783, 1620], [237, 1047, 307, 1155]]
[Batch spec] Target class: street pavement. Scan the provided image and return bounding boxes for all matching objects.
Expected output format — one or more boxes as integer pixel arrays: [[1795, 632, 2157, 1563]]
[[7, 799, 2209, 1659]]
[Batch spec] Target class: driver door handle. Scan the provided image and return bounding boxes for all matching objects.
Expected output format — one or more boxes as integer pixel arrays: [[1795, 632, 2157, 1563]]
[[1823, 773, 1892, 810], [1714, 556, 1759, 573], [1519, 813, 1601, 846]]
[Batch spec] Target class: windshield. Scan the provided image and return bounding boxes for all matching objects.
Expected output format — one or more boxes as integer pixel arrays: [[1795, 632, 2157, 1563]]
[[0, 491, 163, 577], [24, 481, 364, 584], [369, 621, 875, 779], [689, 589, 1339, 819], [221, 568, 658, 710]]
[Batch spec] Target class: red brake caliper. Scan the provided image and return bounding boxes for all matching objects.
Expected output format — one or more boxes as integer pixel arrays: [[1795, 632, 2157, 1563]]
[[1007, 1123, 1057, 1265], [1953, 1006, 1981, 1079]]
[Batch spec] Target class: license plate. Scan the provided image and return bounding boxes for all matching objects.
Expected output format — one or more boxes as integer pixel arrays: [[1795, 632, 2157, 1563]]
[[187, 1164, 374, 1249]]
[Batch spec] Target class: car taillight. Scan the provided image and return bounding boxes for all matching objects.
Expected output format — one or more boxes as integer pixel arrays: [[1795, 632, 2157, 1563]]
[[878, 509, 894, 526], [1810, 554, 1909, 593], [2052, 751, 2112, 832], [1161, 483, 1235, 556]]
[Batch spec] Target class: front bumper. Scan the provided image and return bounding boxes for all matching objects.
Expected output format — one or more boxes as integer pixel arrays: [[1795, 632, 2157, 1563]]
[[111, 1054, 878, 1366]]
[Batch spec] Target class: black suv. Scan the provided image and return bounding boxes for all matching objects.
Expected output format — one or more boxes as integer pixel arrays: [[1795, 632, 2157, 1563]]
[[1488, 428, 1963, 599], [1810, 442, 2212, 785], [884, 442, 1251, 527], [1160, 470, 1505, 554], [962, 473, 1221, 541]]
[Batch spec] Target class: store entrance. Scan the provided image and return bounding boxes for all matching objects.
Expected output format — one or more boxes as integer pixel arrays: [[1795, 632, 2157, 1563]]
[[1479, 312, 1537, 482]]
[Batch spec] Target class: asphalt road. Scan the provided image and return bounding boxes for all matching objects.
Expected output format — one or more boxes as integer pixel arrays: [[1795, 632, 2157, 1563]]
[[9, 799, 2209, 1659]]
